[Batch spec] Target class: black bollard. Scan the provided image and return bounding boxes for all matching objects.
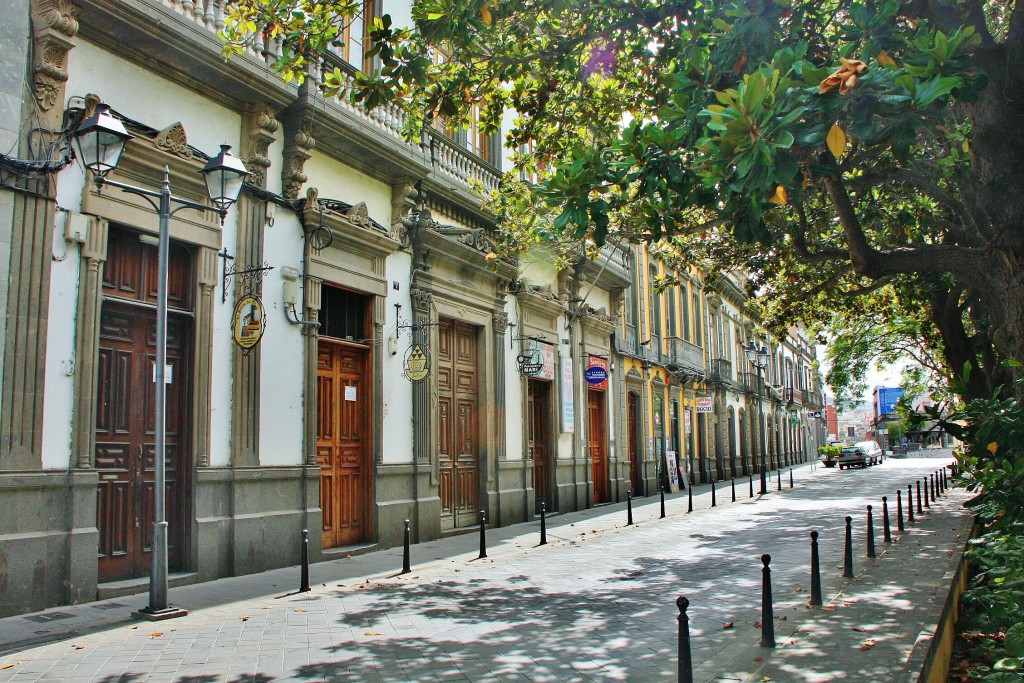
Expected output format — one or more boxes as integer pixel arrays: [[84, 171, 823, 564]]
[[677, 596, 693, 683], [627, 491, 634, 526], [908, 484, 916, 523], [790, 468, 794, 489], [711, 479, 717, 508], [732, 476, 736, 502], [401, 520, 412, 574], [777, 469, 782, 491], [933, 472, 939, 499], [843, 516, 854, 578], [760, 554, 776, 647], [687, 482, 693, 513], [923, 477, 930, 509], [882, 497, 892, 543], [749, 472, 754, 498], [810, 531, 822, 607], [896, 490, 905, 532], [866, 505, 876, 558], [943, 468, 948, 490], [660, 485, 666, 519], [300, 528, 311, 593], [540, 501, 547, 546], [940, 469, 946, 493], [478, 510, 487, 559], [916, 481, 924, 514]]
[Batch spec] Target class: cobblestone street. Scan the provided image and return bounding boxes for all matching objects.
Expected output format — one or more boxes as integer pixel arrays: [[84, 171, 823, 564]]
[[0, 453, 968, 682]]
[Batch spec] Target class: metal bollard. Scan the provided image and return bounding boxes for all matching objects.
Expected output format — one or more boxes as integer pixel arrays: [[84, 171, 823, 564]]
[[749, 472, 754, 498], [677, 596, 693, 683], [401, 520, 412, 575], [300, 529, 311, 593], [777, 469, 782, 491], [933, 472, 939, 499], [732, 476, 737, 503], [809, 531, 822, 607], [940, 469, 946, 493], [540, 501, 547, 546], [688, 482, 693, 514], [896, 490, 905, 532], [943, 468, 949, 490], [908, 484, 916, 523], [916, 481, 924, 514], [882, 497, 892, 543], [627, 491, 634, 526], [866, 505, 876, 558], [923, 477, 930, 509], [478, 510, 487, 559], [660, 485, 666, 519], [711, 479, 717, 508], [790, 468, 794, 489], [760, 554, 776, 647], [843, 516, 854, 578]]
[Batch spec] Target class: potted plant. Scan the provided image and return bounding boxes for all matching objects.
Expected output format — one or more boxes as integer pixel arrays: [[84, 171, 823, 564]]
[[819, 445, 842, 467]]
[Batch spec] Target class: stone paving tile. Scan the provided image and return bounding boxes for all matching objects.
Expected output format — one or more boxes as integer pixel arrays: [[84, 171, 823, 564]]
[[0, 454, 968, 682]]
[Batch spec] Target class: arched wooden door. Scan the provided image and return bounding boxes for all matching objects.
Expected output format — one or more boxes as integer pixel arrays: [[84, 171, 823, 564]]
[[627, 392, 640, 494], [588, 389, 608, 503], [95, 230, 192, 583]]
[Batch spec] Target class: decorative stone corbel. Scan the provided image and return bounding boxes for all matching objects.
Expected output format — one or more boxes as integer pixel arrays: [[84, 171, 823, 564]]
[[242, 104, 278, 189], [281, 122, 314, 199], [32, 0, 79, 112], [410, 286, 433, 314], [391, 178, 420, 246], [153, 122, 194, 160], [492, 311, 509, 335]]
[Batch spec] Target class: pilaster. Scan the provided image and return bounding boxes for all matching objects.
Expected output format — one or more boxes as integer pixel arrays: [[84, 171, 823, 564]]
[[71, 217, 108, 469], [194, 246, 218, 467]]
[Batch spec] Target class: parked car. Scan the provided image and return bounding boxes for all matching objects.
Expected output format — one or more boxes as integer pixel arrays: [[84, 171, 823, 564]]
[[838, 441, 883, 469]]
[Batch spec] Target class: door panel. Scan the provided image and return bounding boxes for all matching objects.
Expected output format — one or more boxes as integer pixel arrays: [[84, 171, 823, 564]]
[[317, 341, 371, 548], [627, 393, 640, 494], [438, 319, 479, 529], [96, 303, 189, 582], [588, 390, 608, 504]]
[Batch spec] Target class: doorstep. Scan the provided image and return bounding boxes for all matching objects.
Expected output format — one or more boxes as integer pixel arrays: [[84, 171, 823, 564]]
[[96, 571, 199, 601]]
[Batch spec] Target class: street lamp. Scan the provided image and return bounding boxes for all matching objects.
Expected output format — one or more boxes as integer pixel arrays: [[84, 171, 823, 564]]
[[745, 341, 770, 495], [74, 103, 248, 621]]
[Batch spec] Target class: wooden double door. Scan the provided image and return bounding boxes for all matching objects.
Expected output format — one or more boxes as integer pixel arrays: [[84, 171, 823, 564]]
[[588, 389, 609, 503], [95, 231, 192, 583], [317, 340, 371, 548], [528, 379, 553, 513], [437, 318, 480, 529]]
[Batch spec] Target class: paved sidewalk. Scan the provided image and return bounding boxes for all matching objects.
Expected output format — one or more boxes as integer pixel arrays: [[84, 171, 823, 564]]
[[0, 457, 969, 682]]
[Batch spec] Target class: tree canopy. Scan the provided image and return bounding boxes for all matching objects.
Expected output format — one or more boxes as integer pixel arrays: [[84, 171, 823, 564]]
[[223, 0, 1024, 400]]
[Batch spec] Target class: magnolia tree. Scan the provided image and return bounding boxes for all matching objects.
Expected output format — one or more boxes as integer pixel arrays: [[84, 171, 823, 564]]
[[224, 0, 1024, 400]]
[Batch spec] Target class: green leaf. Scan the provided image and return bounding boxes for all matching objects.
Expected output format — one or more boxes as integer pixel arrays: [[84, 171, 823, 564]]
[[1006, 623, 1024, 658]]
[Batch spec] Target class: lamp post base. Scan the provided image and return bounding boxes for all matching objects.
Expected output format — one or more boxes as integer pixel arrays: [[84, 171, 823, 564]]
[[132, 606, 189, 622]]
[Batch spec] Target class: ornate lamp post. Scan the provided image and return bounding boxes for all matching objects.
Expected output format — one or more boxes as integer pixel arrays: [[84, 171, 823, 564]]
[[74, 103, 248, 620], [745, 341, 770, 495]]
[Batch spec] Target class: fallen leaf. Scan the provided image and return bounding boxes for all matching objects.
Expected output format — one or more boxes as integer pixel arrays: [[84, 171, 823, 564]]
[[73, 644, 86, 649], [761, 677, 773, 682], [768, 185, 788, 206], [127, 625, 138, 630], [364, 631, 383, 636], [794, 587, 804, 592], [827, 124, 847, 158], [754, 656, 764, 661], [723, 622, 734, 629], [823, 606, 837, 611], [1, 663, 14, 670], [859, 639, 877, 650], [240, 617, 249, 621], [294, 609, 307, 613], [149, 632, 163, 639], [754, 621, 761, 629], [776, 616, 787, 621], [852, 627, 867, 632]]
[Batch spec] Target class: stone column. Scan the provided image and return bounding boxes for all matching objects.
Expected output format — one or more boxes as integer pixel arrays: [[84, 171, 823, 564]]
[[302, 277, 322, 467], [71, 217, 108, 469], [193, 247, 218, 467]]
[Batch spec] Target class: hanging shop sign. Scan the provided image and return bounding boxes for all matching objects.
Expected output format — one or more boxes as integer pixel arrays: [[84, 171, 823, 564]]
[[585, 356, 608, 389], [232, 294, 266, 353], [695, 396, 713, 414], [685, 407, 692, 433], [403, 344, 430, 382], [538, 342, 555, 380], [517, 348, 544, 375]]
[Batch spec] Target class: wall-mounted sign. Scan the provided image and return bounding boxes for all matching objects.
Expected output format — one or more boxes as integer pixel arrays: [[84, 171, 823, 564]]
[[695, 396, 713, 414], [586, 356, 608, 389], [232, 294, 266, 353], [539, 342, 555, 380], [560, 356, 575, 433], [517, 349, 544, 375], [685, 407, 692, 433], [403, 344, 430, 382]]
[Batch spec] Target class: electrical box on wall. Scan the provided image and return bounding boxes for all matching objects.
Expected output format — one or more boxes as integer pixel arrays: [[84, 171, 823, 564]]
[[281, 267, 300, 305], [63, 211, 88, 243]]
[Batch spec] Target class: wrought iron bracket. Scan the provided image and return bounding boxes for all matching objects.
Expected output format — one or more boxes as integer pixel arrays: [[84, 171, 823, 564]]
[[219, 247, 273, 303]]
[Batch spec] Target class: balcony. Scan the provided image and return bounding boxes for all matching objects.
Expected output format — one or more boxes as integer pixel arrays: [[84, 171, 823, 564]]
[[786, 387, 804, 406], [742, 372, 767, 395], [666, 337, 704, 372], [709, 358, 732, 385]]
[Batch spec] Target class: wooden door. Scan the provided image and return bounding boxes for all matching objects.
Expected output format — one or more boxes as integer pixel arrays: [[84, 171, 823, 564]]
[[627, 392, 640, 494], [438, 319, 479, 529], [588, 390, 608, 504], [95, 231, 192, 583], [528, 379, 552, 512], [317, 340, 370, 548]]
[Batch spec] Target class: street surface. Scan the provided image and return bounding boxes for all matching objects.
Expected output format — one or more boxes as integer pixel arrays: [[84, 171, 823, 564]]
[[0, 451, 970, 682]]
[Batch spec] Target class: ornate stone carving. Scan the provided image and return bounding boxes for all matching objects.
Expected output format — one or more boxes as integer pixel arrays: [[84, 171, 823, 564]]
[[346, 202, 373, 229], [153, 122, 194, 160], [410, 286, 433, 313], [492, 312, 509, 335], [242, 104, 278, 189], [281, 124, 314, 199], [32, 0, 78, 111], [391, 178, 420, 246]]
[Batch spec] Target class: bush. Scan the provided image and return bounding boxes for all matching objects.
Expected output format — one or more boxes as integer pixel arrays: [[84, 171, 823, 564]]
[[817, 445, 842, 461]]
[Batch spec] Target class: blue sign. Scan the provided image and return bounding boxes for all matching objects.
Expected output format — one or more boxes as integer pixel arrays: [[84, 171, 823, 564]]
[[584, 366, 608, 385], [877, 387, 904, 417]]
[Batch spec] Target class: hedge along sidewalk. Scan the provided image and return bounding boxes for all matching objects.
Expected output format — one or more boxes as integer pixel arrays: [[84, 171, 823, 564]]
[[708, 485, 975, 683]]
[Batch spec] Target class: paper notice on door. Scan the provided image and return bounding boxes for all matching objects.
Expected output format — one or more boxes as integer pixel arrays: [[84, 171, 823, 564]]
[[345, 386, 357, 402]]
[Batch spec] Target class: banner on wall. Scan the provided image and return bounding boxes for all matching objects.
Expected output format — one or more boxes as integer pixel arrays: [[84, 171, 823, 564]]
[[665, 450, 681, 493], [560, 356, 575, 433], [696, 396, 713, 414], [685, 407, 692, 433], [585, 356, 608, 389]]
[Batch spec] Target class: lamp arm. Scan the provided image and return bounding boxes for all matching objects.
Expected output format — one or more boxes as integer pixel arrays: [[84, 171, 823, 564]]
[[94, 176, 222, 220]]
